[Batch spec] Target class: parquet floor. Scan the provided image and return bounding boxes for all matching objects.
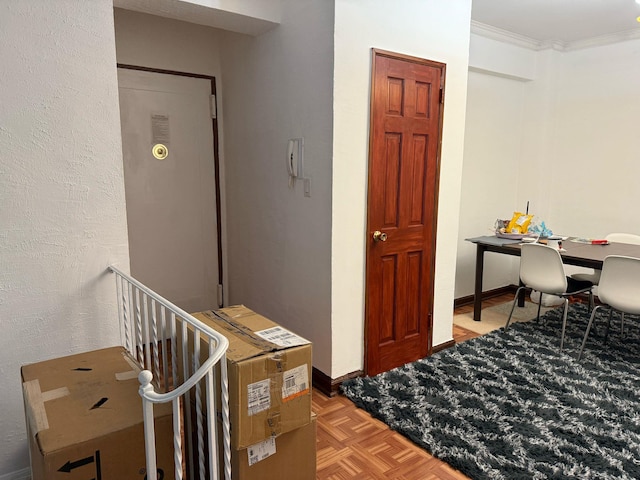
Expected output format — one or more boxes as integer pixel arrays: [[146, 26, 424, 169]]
[[313, 294, 512, 479]]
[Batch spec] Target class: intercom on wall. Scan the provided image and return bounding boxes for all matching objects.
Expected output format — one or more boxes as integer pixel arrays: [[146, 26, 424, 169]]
[[287, 137, 310, 196], [287, 138, 304, 183]]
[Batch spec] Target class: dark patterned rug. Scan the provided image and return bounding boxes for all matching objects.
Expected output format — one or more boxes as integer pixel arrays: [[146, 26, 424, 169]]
[[341, 303, 640, 479]]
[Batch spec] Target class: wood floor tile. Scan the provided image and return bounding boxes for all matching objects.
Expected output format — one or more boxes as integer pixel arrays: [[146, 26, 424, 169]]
[[313, 295, 513, 479]]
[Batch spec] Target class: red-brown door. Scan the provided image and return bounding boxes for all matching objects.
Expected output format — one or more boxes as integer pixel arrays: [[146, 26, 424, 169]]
[[365, 49, 444, 376]]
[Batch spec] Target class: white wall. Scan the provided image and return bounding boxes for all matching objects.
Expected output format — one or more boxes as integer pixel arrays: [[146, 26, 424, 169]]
[[0, 1, 128, 475], [332, 0, 472, 377], [535, 40, 640, 238], [456, 70, 528, 296], [469, 34, 536, 81], [219, 1, 334, 374], [457, 35, 640, 298], [114, 9, 223, 76]]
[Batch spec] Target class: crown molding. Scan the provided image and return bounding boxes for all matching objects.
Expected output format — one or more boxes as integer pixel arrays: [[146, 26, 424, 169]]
[[563, 28, 640, 51], [471, 20, 640, 52], [470, 21, 546, 50]]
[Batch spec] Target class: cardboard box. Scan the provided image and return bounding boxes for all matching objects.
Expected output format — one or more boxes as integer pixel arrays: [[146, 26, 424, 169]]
[[190, 305, 312, 449], [233, 412, 317, 479], [22, 347, 175, 480]]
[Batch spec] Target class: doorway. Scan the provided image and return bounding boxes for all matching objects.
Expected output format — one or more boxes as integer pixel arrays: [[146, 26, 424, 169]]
[[117, 65, 223, 313], [365, 49, 445, 376]]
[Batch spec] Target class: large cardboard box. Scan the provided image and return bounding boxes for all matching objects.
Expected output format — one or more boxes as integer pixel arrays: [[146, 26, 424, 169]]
[[22, 347, 175, 480], [233, 412, 317, 479], [191, 305, 312, 449]]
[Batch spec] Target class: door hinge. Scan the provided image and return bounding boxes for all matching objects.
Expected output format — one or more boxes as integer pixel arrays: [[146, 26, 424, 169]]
[[210, 94, 217, 119], [217, 283, 223, 307]]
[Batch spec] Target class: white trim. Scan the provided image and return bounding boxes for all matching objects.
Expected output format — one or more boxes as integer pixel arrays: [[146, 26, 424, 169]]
[[563, 28, 640, 51], [471, 20, 640, 52], [470, 21, 546, 51], [468, 66, 533, 83], [0, 468, 31, 480]]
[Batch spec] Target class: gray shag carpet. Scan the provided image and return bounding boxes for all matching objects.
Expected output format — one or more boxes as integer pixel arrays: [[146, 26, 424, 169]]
[[341, 303, 640, 479]]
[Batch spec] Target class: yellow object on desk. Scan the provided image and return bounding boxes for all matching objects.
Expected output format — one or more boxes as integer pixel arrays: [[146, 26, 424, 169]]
[[507, 211, 533, 234]]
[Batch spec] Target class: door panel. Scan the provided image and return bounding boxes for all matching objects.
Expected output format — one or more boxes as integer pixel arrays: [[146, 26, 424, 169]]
[[365, 50, 445, 376], [118, 68, 220, 313]]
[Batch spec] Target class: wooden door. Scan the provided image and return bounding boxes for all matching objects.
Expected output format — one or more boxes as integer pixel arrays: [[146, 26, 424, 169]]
[[365, 50, 444, 376]]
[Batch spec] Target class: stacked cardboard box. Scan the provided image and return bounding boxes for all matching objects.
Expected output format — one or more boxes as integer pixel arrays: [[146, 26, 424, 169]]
[[233, 412, 317, 479], [21, 347, 174, 480], [191, 305, 316, 479]]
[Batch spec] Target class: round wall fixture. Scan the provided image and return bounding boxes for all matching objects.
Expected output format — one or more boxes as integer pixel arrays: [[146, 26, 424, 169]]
[[152, 144, 168, 160]]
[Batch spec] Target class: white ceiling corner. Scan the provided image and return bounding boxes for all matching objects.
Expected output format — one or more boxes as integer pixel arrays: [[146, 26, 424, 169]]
[[471, 0, 640, 51]]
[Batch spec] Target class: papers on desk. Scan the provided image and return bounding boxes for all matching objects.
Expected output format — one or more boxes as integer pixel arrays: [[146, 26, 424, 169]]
[[570, 237, 610, 245]]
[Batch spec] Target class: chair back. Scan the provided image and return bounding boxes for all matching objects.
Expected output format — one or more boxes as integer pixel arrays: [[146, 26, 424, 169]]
[[597, 255, 640, 315], [606, 233, 640, 245], [520, 243, 567, 295]]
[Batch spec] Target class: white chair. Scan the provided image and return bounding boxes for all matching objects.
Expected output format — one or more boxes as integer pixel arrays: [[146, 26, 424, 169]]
[[572, 233, 640, 331], [572, 232, 640, 285], [578, 255, 640, 360], [504, 243, 593, 351]]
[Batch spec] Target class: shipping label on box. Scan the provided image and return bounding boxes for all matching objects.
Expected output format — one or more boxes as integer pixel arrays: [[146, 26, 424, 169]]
[[191, 305, 312, 449], [234, 413, 317, 480]]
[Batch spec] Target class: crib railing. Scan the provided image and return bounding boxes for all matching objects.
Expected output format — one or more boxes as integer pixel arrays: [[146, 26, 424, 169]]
[[109, 266, 231, 480]]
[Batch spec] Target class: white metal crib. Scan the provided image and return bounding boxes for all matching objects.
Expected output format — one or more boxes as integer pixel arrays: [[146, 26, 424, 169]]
[[109, 266, 231, 480]]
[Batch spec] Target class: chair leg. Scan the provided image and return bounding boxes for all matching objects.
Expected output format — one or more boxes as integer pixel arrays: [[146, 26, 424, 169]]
[[560, 299, 570, 351], [604, 309, 613, 343], [621, 312, 625, 336], [578, 305, 602, 360], [504, 287, 525, 332], [536, 300, 542, 322]]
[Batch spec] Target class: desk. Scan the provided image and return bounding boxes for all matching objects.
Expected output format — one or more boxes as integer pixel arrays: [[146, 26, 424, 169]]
[[466, 236, 640, 321]]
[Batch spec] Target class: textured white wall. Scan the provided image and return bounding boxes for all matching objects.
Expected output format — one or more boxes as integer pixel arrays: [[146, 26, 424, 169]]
[[0, 0, 128, 475], [332, 0, 473, 376], [219, 1, 334, 374]]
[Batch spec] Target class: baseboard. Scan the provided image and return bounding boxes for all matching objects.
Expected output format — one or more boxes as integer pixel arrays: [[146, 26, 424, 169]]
[[313, 367, 364, 397], [313, 288, 519, 393], [454, 285, 517, 309], [0, 468, 30, 480], [433, 339, 455, 353]]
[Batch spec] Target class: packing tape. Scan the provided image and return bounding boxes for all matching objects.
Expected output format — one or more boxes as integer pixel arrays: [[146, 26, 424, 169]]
[[23, 379, 69, 434], [266, 411, 281, 438], [116, 352, 142, 381]]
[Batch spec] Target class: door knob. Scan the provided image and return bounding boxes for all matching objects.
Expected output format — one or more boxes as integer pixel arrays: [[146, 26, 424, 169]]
[[373, 230, 387, 242]]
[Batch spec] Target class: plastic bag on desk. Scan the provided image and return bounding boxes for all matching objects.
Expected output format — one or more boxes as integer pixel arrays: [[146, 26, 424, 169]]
[[506, 212, 533, 234], [494, 218, 509, 234], [528, 221, 553, 238]]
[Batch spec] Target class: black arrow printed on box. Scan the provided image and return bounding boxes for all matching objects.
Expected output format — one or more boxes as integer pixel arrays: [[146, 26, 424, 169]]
[[58, 450, 102, 479]]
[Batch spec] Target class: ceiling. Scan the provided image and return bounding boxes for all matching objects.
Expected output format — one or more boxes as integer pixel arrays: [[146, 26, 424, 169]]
[[471, 0, 640, 49], [116, 0, 640, 50]]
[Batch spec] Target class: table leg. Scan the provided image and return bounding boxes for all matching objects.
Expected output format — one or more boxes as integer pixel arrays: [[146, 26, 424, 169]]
[[473, 244, 486, 321]]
